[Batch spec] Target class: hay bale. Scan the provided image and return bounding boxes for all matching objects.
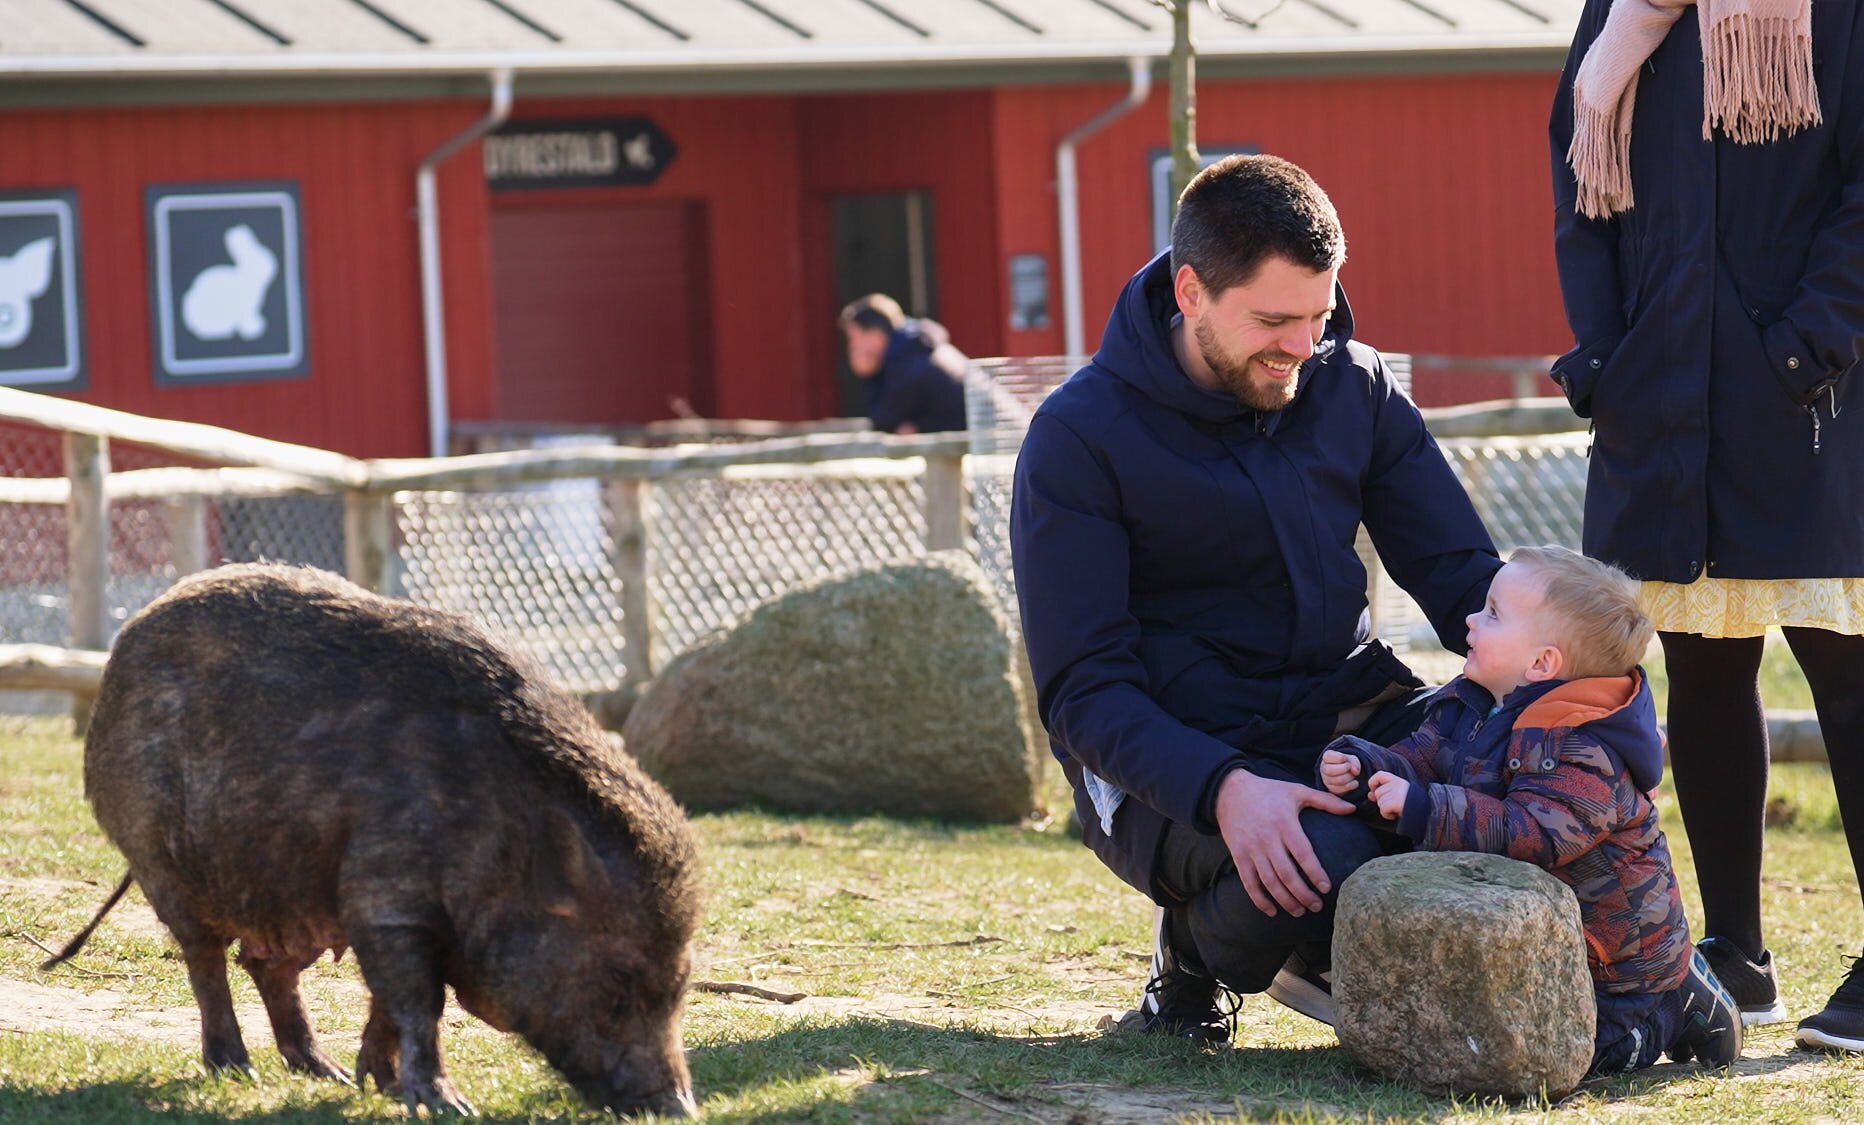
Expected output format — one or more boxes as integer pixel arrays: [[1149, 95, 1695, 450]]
[[1334, 851, 1595, 1099], [622, 551, 1040, 822]]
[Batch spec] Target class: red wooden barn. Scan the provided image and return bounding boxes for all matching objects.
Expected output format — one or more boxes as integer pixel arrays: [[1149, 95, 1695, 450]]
[[0, 0, 1582, 457]]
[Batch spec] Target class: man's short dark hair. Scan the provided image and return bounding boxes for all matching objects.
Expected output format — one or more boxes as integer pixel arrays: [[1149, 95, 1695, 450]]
[[839, 293, 905, 334], [1170, 154, 1346, 296]]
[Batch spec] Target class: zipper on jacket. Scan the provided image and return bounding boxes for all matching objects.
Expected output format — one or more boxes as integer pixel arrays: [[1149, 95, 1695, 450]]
[[1807, 402, 1824, 454]]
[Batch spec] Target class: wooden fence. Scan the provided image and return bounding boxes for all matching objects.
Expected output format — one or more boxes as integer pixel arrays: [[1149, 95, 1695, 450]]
[[0, 385, 1584, 710]]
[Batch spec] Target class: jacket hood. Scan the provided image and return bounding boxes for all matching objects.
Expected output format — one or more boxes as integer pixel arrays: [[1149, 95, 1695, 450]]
[[1514, 670, 1664, 791], [1090, 249, 1356, 424]]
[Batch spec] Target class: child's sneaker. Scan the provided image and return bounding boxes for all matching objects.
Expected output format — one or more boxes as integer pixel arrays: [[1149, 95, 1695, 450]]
[[1697, 936, 1788, 1026], [1098, 907, 1229, 1044], [1795, 953, 1864, 1053], [1667, 948, 1744, 1067], [1265, 942, 1335, 1026]]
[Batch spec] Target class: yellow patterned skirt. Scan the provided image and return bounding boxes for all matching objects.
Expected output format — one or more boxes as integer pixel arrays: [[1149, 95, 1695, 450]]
[[1639, 577, 1864, 638]]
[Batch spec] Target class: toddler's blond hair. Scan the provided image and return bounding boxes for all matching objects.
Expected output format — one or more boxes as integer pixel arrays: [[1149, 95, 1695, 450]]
[[1508, 545, 1654, 680]]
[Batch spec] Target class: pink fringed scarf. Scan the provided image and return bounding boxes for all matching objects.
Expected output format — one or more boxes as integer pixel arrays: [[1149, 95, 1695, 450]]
[[1568, 0, 1822, 218]]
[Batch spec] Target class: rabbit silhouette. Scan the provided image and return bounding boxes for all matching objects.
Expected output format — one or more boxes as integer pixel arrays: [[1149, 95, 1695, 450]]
[[0, 237, 56, 349], [181, 224, 278, 341]]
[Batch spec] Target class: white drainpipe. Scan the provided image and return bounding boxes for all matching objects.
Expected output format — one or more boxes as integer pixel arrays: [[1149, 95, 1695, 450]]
[[417, 68, 513, 458], [1057, 56, 1151, 360]]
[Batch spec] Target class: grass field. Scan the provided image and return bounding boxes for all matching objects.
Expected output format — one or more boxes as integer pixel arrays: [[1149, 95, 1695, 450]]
[[2, 713, 1861, 1124]]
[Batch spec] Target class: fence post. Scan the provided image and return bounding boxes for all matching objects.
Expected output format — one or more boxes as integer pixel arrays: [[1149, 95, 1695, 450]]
[[65, 432, 109, 732], [604, 477, 657, 693], [344, 490, 395, 594], [923, 451, 967, 552], [162, 495, 210, 579]]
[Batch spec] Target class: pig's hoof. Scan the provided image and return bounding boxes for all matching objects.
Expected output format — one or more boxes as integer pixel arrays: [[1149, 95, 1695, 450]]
[[406, 1076, 476, 1117], [205, 1049, 255, 1081], [285, 1047, 354, 1086]]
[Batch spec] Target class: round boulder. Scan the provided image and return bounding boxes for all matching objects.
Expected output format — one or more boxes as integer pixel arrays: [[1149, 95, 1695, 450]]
[[1333, 851, 1595, 1099], [622, 551, 1041, 822]]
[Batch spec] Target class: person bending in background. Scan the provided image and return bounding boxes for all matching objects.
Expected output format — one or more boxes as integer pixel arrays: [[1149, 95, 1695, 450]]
[[838, 293, 968, 434]]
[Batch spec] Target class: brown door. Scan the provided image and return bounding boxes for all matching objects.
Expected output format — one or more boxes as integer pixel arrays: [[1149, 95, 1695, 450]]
[[489, 200, 712, 425]]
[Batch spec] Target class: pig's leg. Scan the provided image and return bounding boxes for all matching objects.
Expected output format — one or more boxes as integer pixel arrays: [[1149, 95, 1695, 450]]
[[138, 874, 251, 1076], [350, 924, 475, 1116], [244, 956, 353, 1084], [356, 1000, 401, 1095], [179, 939, 253, 1076]]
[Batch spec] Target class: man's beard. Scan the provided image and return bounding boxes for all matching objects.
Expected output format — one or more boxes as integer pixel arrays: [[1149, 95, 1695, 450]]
[[1195, 316, 1300, 413]]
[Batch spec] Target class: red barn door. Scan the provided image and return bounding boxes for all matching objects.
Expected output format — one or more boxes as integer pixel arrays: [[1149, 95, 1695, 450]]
[[489, 199, 712, 425]]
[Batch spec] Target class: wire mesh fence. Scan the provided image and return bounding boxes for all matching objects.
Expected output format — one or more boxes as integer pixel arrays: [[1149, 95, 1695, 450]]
[[0, 367, 1594, 721]]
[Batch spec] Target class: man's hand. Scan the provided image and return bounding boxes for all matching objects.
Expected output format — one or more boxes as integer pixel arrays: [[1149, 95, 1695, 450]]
[[1366, 771, 1409, 820], [1212, 767, 1356, 918], [1319, 749, 1361, 795]]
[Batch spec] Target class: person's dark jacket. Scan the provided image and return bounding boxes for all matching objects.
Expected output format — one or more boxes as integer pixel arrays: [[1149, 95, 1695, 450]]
[[1326, 672, 1690, 996], [1550, 0, 1864, 582], [865, 319, 967, 433], [1010, 250, 1500, 897]]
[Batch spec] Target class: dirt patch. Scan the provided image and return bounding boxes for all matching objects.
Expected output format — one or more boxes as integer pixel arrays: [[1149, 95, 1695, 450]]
[[0, 977, 251, 1047], [701, 987, 1112, 1034]]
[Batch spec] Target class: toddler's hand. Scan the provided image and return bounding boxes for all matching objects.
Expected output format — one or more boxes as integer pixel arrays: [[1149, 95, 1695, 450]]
[[1319, 749, 1361, 795], [1367, 771, 1409, 820]]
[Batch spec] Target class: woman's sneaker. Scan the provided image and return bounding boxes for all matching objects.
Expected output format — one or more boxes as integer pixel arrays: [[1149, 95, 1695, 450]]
[[1795, 954, 1864, 1053], [1667, 948, 1744, 1067], [1697, 936, 1789, 1026]]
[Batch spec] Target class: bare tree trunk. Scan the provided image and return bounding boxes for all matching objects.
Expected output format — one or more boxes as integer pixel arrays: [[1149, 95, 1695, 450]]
[[1167, 1, 1199, 230]]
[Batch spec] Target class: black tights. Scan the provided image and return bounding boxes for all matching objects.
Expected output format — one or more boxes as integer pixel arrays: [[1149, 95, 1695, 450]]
[[1660, 628, 1864, 961]]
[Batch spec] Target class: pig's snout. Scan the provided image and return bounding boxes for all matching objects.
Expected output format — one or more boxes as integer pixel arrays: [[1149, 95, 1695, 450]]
[[588, 1072, 698, 1119]]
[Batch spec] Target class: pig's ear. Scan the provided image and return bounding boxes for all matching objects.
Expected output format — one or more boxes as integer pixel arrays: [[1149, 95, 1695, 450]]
[[534, 807, 598, 919]]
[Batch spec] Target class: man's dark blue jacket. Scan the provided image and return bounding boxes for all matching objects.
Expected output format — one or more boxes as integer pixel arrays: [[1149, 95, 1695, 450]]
[[1010, 251, 1500, 896]]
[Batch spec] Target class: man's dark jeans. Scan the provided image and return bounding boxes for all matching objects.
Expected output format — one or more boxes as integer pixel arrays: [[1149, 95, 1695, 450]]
[[1151, 687, 1436, 992]]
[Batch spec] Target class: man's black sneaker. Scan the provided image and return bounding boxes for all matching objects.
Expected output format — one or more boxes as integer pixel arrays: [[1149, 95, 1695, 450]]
[[1098, 907, 1230, 1044], [1697, 936, 1788, 1026], [1667, 947, 1744, 1067], [1265, 942, 1335, 1027], [1795, 953, 1864, 1053]]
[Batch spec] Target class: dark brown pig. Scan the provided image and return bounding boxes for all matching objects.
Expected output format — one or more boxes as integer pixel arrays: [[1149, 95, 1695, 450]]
[[54, 563, 702, 1117]]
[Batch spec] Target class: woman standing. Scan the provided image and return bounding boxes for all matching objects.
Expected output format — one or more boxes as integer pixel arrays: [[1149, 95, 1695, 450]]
[[1551, 0, 1864, 1051]]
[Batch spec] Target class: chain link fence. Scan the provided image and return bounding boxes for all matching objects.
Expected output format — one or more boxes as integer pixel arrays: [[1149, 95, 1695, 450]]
[[0, 368, 1591, 720]]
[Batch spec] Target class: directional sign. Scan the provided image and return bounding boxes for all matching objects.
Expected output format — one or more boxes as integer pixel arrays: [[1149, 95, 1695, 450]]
[[0, 190, 84, 388], [147, 182, 307, 383], [484, 118, 678, 190]]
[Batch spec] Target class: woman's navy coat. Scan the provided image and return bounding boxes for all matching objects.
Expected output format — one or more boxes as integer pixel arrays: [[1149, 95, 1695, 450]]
[[1009, 252, 1498, 895], [1551, 0, 1864, 582]]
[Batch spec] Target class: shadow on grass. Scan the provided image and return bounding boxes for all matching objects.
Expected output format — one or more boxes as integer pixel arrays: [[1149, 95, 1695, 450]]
[[688, 1015, 1808, 1121], [688, 1015, 1426, 1119]]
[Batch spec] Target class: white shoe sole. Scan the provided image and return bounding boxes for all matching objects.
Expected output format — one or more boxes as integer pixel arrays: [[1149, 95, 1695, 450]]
[[1266, 968, 1335, 1027], [1796, 1024, 1864, 1052], [1741, 999, 1789, 1027]]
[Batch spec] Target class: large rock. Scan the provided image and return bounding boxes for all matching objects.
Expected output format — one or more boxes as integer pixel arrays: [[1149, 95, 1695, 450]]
[[622, 551, 1041, 822], [1333, 852, 1595, 1099]]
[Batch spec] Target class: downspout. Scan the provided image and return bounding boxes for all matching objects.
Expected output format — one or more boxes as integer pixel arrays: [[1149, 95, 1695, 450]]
[[418, 68, 513, 458], [1057, 56, 1151, 359]]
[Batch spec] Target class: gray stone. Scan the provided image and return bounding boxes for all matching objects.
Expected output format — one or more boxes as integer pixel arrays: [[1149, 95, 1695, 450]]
[[1333, 851, 1595, 1099], [622, 551, 1042, 822]]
